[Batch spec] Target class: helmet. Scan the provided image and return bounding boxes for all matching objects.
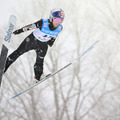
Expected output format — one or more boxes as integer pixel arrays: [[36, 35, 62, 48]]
[[49, 8, 65, 22]]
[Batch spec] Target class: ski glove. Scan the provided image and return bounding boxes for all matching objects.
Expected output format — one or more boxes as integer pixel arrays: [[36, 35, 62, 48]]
[[13, 29, 23, 35], [47, 37, 55, 47]]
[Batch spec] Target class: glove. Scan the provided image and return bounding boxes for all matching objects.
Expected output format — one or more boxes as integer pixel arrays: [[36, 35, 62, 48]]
[[47, 37, 55, 47], [13, 29, 23, 35]]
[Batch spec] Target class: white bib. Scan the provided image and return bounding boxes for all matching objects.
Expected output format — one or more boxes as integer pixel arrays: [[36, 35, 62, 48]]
[[33, 19, 62, 42]]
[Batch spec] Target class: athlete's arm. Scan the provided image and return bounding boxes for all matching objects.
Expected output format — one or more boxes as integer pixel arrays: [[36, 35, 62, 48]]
[[47, 37, 56, 47], [47, 26, 63, 47], [13, 19, 43, 35], [22, 19, 43, 31]]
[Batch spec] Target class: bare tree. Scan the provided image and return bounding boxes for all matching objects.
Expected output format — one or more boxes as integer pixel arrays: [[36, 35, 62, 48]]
[[1, 0, 120, 120]]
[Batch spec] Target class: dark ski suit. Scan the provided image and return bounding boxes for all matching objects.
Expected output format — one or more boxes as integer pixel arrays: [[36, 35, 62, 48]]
[[4, 19, 63, 80]]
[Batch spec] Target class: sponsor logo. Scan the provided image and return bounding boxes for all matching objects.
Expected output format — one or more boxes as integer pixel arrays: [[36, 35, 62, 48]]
[[58, 26, 61, 30], [59, 11, 64, 17], [31, 24, 36, 28], [44, 23, 47, 27], [42, 28, 59, 36], [4, 23, 14, 42]]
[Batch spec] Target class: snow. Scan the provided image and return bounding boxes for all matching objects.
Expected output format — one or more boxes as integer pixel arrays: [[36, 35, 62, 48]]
[[0, 0, 120, 120]]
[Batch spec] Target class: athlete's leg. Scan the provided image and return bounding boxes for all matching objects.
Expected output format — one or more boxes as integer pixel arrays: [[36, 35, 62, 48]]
[[34, 42, 48, 80], [4, 33, 36, 72]]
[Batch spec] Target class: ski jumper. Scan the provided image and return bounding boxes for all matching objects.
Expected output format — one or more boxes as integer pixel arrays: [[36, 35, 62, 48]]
[[4, 19, 63, 80]]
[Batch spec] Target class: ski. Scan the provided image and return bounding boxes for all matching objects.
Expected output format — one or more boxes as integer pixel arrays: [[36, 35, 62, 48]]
[[0, 15, 17, 86], [11, 40, 99, 99]]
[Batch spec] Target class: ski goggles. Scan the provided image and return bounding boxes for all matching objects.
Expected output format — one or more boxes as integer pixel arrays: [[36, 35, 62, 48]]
[[53, 17, 64, 23]]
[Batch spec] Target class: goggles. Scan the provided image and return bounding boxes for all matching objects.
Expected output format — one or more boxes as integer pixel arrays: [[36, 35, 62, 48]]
[[53, 17, 64, 23]]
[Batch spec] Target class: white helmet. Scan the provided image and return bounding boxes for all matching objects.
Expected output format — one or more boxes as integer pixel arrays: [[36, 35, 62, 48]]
[[49, 8, 65, 22]]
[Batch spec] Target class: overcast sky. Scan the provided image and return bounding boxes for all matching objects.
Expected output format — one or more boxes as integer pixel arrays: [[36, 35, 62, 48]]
[[0, 0, 32, 25], [1, 1, 120, 120]]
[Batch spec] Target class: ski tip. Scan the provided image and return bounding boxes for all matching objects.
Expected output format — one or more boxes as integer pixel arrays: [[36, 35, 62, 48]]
[[10, 15, 17, 22], [10, 15, 17, 19], [92, 40, 99, 47], [96, 40, 99, 43]]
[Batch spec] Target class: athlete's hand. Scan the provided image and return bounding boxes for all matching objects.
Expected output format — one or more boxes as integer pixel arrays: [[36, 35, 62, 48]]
[[13, 29, 23, 35], [47, 37, 55, 47]]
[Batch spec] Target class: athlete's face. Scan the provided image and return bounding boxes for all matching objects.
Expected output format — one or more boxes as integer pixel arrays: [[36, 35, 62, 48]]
[[52, 17, 64, 27], [52, 20, 60, 27]]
